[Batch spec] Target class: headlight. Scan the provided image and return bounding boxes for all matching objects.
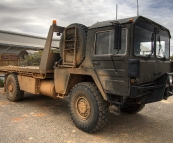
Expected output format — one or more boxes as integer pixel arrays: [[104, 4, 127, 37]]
[[168, 75, 172, 84]]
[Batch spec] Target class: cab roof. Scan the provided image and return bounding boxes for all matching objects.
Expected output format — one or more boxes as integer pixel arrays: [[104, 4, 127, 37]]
[[89, 16, 171, 38], [89, 16, 138, 29]]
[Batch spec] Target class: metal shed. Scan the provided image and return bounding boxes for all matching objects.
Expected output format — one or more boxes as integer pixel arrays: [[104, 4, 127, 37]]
[[0, 30, 59, 66]]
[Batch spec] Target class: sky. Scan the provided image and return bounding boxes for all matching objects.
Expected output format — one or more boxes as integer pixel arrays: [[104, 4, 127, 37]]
[[0, 0, 173, 53]]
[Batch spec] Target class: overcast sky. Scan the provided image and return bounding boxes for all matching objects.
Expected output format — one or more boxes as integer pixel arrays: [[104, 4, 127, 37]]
[[0, 0, 173, 53]]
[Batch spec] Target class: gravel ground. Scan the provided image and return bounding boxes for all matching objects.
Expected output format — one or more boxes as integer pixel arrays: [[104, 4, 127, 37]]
[[0, 91, 173, 143]]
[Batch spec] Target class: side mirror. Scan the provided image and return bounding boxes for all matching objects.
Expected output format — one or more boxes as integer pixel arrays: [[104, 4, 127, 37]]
[[114, 25, 121, 50]]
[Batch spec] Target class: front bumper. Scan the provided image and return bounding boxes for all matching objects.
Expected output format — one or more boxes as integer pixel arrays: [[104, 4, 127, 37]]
[[130, 73, 173, 104]]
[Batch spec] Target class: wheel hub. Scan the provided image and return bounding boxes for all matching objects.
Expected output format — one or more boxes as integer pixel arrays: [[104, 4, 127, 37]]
[[76, 97, 90, 120], [8, 83, 13, 92]]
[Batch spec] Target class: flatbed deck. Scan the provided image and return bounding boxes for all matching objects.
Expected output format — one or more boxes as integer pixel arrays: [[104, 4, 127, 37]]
[[0, 65, 54, 75], [0, 65, 40, 73]]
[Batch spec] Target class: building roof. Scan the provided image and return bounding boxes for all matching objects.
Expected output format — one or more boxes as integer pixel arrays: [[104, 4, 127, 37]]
[[0, 29, 59, 48], [140, 45, 151, 52], [0, 29, 60, 56]]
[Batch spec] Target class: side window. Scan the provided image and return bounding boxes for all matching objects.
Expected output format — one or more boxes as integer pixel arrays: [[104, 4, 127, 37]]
[[95, 29, 127, 55], [95, 31, 113, 55]]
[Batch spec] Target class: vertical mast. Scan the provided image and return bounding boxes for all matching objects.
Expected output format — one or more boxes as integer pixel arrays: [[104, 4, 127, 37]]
[[137, 0, 139, 16], [116, 4, 118, 20]]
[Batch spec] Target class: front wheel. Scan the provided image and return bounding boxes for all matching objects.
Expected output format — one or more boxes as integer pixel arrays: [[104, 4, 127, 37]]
[[68, 82, 109, 133], [6, 73, 24, 102]]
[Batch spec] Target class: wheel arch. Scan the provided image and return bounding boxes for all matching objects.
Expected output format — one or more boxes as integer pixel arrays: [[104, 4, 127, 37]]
[[66, 74, 108, 100]]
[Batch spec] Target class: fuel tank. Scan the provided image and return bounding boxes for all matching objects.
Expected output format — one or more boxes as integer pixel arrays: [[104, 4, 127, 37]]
[[39, 80, 57, 98]]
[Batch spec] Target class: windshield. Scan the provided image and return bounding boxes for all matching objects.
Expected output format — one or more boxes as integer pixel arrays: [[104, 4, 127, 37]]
[[134, 20, 170, 59], [134, 20, 155, 57]]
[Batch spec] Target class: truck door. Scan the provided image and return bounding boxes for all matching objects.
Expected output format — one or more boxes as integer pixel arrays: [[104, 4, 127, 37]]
[[92, 29, 129, 97]]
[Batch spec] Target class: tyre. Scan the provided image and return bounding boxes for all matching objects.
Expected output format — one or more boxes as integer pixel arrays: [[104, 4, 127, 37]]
[[68, 82, 109, 133], [59, 23, 87, 67], [120, 104, 145, 114], [6, 73, 24, 102]]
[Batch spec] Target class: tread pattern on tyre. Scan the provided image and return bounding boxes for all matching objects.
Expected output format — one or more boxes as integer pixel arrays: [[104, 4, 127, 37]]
[[120, 104, 145, 114], [6, 73, 24, 102], [59, 23, 88, 67], [68, 82, 109, 133]]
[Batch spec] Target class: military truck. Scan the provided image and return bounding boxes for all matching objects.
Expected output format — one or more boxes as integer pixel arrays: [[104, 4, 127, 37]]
[[0, 16, 172, 133]]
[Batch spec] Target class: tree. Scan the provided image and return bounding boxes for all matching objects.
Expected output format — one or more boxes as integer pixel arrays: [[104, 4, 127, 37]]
[[0, 78, 4, 87], [19, 50, 43, 66]]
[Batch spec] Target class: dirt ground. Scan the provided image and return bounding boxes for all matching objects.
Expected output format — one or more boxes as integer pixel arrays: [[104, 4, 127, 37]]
[[0, 91, 173, 143]]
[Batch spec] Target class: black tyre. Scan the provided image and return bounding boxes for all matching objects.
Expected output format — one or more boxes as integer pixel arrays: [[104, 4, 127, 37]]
[[59, 23, 87, 67], [6, 73, 24, 102], [120, 104, 145, 114], [68, 82, 109, 133]]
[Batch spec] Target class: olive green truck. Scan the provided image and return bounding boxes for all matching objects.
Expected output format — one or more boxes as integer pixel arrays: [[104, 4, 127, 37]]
[[0, 16, 172, 132]]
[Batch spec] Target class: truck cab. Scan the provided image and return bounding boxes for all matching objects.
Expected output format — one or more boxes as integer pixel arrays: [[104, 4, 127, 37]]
[[85, 16, 172, 105]]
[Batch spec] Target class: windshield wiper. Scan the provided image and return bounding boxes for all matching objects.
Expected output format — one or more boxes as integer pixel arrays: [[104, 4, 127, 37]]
[[146, 45, 154, 60], [145, 33, 154, 60], [157, 35, 166, 61]]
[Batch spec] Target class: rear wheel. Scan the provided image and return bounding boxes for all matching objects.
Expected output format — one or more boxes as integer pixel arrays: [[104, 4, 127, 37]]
[[6, 73, 24, 102], [68, 82, 109, 132], [120, 104, 145, 114]]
